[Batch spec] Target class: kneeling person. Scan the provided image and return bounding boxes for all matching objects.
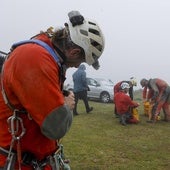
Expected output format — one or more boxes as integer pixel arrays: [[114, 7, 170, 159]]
[[114, 83, 140, 125]]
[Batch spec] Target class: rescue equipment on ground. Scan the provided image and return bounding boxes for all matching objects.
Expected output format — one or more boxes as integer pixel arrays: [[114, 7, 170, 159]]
[[143, 101, 161, 121], [131, 108, 140, 122]]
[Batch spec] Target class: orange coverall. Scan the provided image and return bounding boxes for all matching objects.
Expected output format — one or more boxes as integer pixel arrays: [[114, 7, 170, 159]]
[[0, 34, 69, 169]]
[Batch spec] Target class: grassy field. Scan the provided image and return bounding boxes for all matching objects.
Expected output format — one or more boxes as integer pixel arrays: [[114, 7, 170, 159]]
[[62, 94, 170, 170]]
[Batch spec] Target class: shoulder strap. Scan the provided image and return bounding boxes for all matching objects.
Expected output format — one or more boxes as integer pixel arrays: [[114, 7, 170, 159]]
[[148, 79, 152, 89], [1, 39, 62, 112], [11, 39, 61, 67]]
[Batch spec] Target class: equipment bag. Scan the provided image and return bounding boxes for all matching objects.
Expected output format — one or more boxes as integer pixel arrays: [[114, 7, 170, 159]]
[[132, 108, 139, 122]]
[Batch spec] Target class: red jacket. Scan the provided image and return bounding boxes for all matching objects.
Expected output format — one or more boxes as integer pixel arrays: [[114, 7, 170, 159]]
[[0, 34, 65, 169], [114, 91, 139, 114]]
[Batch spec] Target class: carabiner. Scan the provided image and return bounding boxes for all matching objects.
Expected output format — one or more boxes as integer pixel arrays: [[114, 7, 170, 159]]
[[7, 110, 26, 140]]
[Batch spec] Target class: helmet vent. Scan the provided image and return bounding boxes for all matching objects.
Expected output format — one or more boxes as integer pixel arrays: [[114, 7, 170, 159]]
[[89, 28, 100, 36], [90, 39, 102, 51], [88, 21, 96, 26], [80, 29, 88, 36]]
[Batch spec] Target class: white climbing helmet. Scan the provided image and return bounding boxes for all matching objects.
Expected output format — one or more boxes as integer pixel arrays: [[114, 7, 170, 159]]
[[67, 11, 105, 70], [121, 82, 130, 90]]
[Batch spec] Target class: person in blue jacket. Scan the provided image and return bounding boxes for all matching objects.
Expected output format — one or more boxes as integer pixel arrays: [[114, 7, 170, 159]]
[[72, 64, 93, 115]]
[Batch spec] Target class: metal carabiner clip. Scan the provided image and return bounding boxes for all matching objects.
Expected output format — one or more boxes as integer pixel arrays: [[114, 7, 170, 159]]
[[7, 109, 26, 140]]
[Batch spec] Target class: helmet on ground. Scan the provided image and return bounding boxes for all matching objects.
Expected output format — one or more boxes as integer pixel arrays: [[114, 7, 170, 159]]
[[121, 82, 130, 90], [130, 77, 137, 86], [140, 78, 148, 87], [67, 11, 105, 70]]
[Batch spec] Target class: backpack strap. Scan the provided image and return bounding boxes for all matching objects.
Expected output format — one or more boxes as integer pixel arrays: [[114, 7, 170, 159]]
[[1, 39, 63, 112], [11, 39, 61, 67]]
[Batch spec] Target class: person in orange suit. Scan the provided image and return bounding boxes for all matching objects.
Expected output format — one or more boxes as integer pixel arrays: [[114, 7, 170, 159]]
[[114, 82, 140, 125], [113, 77, 137, 117], [0, 11, 105, 169], [140, 78, 170, 122]]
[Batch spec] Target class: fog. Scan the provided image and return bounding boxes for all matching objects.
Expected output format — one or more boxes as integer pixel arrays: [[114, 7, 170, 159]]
[[1, 0, 170, 89]]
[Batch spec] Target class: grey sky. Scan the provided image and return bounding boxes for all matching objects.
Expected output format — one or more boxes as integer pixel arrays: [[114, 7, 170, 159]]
[[1, 0, 170, 89]]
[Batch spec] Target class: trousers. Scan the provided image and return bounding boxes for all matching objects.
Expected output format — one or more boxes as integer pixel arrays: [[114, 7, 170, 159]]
[[73, 90, 91, 114]]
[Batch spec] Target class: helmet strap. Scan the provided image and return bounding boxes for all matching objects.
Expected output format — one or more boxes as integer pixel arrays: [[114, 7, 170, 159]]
[[53, 45, 67, 63]]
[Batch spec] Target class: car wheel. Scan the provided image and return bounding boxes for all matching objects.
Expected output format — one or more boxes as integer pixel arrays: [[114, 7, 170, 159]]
[[100, 92, 110, 103]]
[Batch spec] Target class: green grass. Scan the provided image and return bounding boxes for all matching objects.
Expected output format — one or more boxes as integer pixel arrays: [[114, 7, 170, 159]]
[[62, 99, 170, 170]]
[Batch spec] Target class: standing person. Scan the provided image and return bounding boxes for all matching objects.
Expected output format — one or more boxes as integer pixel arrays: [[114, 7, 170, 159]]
[[140, 78, 170, 122], [113, 77, 137, 117], [72, 64, 93, 115], [0, 11, 105, 170], [114, 82, 140, 125]]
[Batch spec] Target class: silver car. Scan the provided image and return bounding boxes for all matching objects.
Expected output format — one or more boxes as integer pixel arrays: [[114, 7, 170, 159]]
[[64, 77, 114, 103]]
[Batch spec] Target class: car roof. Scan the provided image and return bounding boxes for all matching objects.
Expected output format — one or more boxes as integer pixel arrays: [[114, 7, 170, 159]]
[[87, 77, 114, 85]]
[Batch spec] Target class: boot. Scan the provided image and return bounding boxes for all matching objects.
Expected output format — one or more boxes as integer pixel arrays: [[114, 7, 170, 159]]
[[87, 107, 93, 113], [73, 109, 79, 116]]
